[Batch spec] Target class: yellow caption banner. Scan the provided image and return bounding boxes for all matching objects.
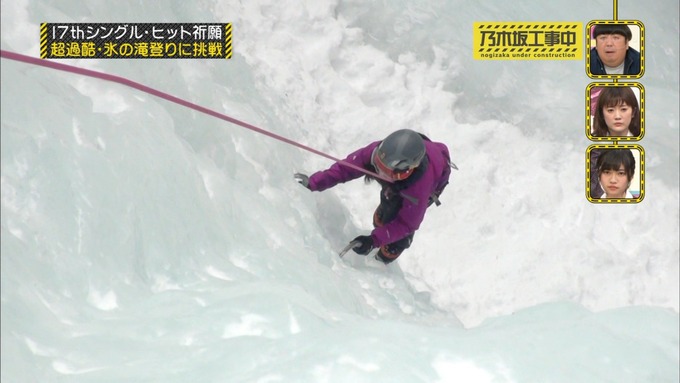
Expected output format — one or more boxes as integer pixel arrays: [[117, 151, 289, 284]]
[[40, 23, 232, 59], [473, 22, 583, 60]]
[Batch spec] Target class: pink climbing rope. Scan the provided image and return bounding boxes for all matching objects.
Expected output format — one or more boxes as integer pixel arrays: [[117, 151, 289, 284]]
[[0, 49, 391, 183]]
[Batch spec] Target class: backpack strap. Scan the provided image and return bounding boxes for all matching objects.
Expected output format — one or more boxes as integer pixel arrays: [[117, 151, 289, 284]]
[[428, 146, 458, 207]]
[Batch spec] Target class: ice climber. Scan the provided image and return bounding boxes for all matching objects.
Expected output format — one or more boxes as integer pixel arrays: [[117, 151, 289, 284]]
[[294, 129, 454, 264]]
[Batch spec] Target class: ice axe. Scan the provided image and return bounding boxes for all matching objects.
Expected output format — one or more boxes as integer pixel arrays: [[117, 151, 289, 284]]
[[338, 240, 362, 258]]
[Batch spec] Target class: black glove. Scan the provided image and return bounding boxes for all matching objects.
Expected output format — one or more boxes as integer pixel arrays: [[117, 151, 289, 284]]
[[351, 235, 374, 255], [294, 173, 310, 190]]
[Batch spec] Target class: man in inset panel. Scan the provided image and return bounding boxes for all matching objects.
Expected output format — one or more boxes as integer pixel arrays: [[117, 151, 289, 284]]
[[590, 24, 641, 75]]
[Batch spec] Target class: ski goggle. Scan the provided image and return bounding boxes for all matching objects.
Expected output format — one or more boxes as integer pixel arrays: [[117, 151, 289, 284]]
[[372, 150, 415, 181]]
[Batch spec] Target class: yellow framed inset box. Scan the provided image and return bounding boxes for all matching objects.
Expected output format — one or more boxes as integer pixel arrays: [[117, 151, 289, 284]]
[[586, 20, 645, 78], [586, 144, 645, 204], [586, 82, 645, 141], [473, 22, 582, 60]]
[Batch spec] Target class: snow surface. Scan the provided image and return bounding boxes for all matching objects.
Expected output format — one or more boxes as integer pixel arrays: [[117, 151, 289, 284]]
[[1, 0, 679, 382]]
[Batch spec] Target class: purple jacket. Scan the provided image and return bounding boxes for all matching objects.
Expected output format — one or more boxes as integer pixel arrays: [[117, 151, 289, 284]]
[[308, 139, 451, 247]]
